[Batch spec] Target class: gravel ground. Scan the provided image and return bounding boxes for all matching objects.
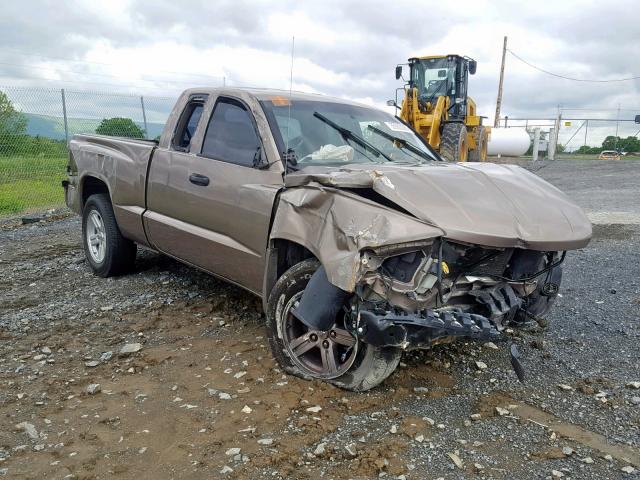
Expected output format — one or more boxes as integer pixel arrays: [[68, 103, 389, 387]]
[[0, 160, 638, 479]]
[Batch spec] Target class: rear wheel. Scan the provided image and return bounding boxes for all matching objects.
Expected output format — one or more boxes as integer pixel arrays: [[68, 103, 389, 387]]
[[82, 193, 136, 277], [440, 123, 468, 162], [468, 126, 488, 162], [266, 259, 401, 391]]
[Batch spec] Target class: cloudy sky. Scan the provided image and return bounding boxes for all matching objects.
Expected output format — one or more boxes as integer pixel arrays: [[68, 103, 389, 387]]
[[1, 0, 639, 146]]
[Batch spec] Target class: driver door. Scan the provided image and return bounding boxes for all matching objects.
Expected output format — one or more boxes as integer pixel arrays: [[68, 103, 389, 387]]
[[145, 94, 282, 293]]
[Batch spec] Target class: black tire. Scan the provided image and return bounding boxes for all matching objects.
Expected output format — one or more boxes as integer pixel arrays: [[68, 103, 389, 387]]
[[440, 123, 468, 162], [82, 193, 136, 277], [266, 259, 401, 391], [468, 126, 488, 162]]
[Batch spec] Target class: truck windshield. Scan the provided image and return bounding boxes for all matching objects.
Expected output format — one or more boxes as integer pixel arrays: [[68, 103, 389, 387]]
[[260, 98, 437, 165]]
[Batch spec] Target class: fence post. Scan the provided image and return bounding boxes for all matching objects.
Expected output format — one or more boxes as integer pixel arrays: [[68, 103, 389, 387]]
[[61, 88, 69, 144], [140, 96, 148, 136], [614, 104, 620, 151], [548, 128, 556, 161], [532, 128, 540, 162]]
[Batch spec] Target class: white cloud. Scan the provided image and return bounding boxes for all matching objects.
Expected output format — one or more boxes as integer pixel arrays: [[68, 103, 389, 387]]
[[0, 0, 638, 147]]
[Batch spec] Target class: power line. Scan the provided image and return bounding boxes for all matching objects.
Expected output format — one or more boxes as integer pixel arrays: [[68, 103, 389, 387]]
[[560, 107, 640, 112], [507, 49, 640, 83]]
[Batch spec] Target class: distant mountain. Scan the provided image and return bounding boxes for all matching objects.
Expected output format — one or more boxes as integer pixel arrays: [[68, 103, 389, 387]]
[[25, 114, 66, 140], [24, 113, 166, 140]]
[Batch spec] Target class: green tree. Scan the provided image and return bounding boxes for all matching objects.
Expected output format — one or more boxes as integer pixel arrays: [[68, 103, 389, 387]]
[[0, 91, 27, 136], [95, 117, 144, 138], [575, 145, 602, 154], [600, 135, 640, 152], [620, 136, 640, 153], [0, 90, 28, 155], [601, 135, 619, 151]]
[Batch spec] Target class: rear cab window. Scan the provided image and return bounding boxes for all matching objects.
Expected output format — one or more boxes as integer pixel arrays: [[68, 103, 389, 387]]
[[201, 98, 262, 167], [172, 94, 208, 152]]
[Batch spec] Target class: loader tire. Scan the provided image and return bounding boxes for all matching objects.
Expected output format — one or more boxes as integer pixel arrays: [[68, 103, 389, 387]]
[[82, 193, 137, 277], [468, 126, 488, 162], [440, 123, 468, 162], [266, 258, 401, 391]]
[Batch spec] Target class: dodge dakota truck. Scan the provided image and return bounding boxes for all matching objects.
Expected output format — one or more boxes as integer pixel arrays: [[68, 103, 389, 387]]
[[64, 87, 592, 391]]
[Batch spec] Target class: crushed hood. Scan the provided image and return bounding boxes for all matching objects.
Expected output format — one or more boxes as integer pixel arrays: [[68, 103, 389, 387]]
[[285, 162, 592, 251]]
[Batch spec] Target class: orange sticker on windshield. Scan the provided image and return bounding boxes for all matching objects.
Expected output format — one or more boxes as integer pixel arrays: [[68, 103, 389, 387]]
[[269, 96, 291, 106]]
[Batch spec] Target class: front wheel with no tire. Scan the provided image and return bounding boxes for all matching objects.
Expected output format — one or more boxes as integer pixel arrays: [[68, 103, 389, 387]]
[[82, 193, 136, 277], [266, 259, 401, 391]]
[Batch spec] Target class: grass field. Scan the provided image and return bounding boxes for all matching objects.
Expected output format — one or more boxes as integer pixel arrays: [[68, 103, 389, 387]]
[[0, 155, 67, 216]]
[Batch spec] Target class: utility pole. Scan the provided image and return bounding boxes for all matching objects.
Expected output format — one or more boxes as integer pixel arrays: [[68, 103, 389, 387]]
[[549, 105, 561, 160], [584, 119, 588, 147], [494, 36, 507, 128]]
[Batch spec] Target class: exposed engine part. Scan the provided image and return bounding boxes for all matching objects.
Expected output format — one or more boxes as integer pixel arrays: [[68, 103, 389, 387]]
[[508, 250, 546, 280], [292, 266, 350, 331], [509, 252, 564, 324], [381, 250, 425, 283]]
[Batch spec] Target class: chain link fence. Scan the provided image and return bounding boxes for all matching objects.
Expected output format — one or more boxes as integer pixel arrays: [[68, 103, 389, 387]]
[[0, 85, 176, 217], [498, 114, 640, 157], [2, 84, 639, 217]]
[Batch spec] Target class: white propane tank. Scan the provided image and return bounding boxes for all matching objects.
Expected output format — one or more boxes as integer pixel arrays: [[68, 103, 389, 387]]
[[487, 128, 531, 157]]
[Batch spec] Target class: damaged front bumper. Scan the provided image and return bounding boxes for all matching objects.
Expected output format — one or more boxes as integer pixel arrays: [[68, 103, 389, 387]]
[[356, 306, 526, 382], [356, 308, 502, 349]]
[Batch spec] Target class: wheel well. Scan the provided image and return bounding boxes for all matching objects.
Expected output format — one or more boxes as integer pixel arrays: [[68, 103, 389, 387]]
[[263, 239, 316, 310], [81, 176, 110, 208], [274, 239, 316, 279]]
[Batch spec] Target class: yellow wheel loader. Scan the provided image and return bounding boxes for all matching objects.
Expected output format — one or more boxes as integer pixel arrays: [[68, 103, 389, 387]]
[[393, 55, 488, 162]]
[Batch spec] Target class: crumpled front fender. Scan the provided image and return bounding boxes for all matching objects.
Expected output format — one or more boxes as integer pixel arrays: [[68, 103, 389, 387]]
[[270, 185, 443, 292]]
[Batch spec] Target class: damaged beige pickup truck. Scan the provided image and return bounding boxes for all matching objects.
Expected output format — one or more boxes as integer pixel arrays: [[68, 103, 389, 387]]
[[63, 87, 592, 391]]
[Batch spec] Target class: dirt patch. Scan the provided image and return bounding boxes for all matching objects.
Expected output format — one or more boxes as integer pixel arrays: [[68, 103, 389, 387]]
[[0, 302, 412, 479], [476, 392, 640, 467]]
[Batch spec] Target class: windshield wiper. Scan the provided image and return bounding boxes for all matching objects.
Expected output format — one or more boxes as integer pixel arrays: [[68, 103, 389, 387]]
[[313, 112, 392, 163], [366, 125, 435, 162]]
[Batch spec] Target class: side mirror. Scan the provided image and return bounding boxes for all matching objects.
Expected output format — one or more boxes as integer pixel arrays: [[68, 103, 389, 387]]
[[253, 146, 269, 169], [469, 60, 477, 75], [395, 65, 403, 80], [386, 100, 397, 107], [635, 114, 640, 124]]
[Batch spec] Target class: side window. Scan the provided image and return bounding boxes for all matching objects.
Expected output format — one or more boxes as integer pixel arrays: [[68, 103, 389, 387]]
[[201, 99, 261, 167], [173, 99, 205, 151]]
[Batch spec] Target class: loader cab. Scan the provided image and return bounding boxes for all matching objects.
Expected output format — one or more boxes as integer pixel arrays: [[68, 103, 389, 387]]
[[405, 55, 476, 121]]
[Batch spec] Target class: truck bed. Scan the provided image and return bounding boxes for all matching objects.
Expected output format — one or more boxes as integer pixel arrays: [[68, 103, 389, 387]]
[[67, 134, 158, 245]]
